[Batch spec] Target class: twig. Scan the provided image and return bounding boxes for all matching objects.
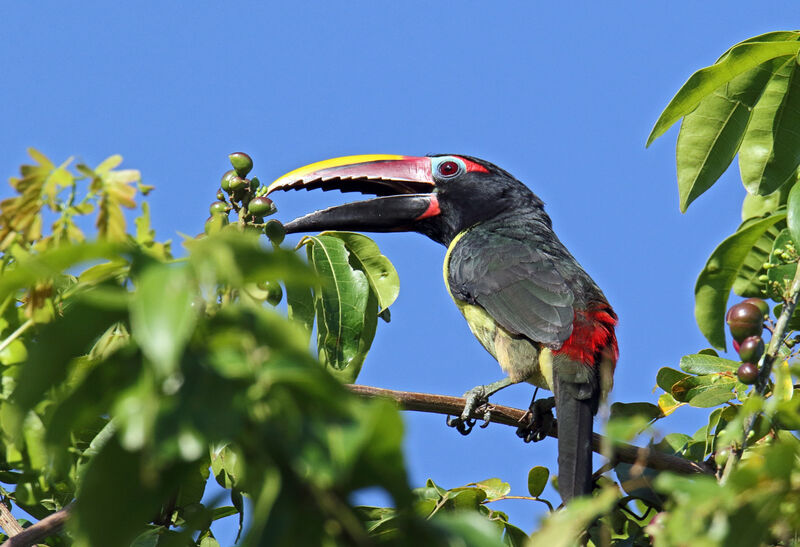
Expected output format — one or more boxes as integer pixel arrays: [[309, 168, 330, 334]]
[[0, 320, 33, 356], [0, 501, 23, 537], [347, 385, 712, 475], [0, 504, 71, 547]]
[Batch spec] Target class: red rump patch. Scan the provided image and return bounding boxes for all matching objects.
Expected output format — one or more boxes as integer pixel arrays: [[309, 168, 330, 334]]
[[555, 305, 618, 368], [457, 156, 489, 173]]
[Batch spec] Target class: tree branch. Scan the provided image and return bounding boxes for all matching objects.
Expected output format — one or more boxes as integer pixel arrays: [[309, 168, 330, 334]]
[[0, 501, 23, 538], [0, 504, 71, 547], [348, 384, 712, 475]]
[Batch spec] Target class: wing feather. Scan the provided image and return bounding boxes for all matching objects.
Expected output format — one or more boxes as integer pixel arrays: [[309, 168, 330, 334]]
[[448, 227, 575, 346]]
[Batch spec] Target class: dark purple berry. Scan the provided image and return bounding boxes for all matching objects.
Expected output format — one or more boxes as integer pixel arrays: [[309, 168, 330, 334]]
[[737, 362, 759, 385], [726, 302, 764, 342], [738, 336, 764, 363]]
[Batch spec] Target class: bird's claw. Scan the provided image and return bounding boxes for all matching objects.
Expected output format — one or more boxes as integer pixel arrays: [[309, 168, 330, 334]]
[[446, 414, 476, 435], [479, 404, 493, 428], [516, 396, 555, 443], [447, 386, 492, 435]]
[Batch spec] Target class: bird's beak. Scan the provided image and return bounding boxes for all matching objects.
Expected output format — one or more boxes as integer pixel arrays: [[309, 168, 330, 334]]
[[266, 155, 440, 233]]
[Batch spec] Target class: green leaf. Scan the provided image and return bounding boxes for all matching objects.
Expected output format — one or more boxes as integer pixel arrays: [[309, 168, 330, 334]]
[[527, 466, 549, 497], [788, 182, 800, 246], [231, 489, 244, 542], [14, 296, 126, 413], [656, 367, 690, 392], [328, 289, 378, 383], [742, 186, 788, 220], [695, 212, 785, 349], [322, 232, 400, 312], [286, 284, 315, 345], [676, 58, 781, 211], [302, 235, 370, 372], [733, 221, 784, 297], [187, 231, 315, 289], [658, 392, 684, 416], [449, 488, 486, 510], [470, 478, 510, 501], [767, 228, 798, 299], [529, 488, 619, 547], [71, 437, 179, 547], [0, 241, 128, 304], [0, 339, 27, 366], [657, 433, 692, 454], [740, 58, 800, 195], [211, 444, 244, 490], [673, 375, 737, 407], [648, 38, 800, 146], [210, 506, 238, 522], [130, 264, 196, 378], [679, 353, 740, 375]]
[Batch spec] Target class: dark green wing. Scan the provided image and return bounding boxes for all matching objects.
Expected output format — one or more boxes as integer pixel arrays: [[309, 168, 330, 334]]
[[447, 226, 575, 347]]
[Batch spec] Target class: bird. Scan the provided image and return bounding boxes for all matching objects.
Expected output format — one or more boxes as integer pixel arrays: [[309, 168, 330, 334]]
[[266, 154, 618, 503]]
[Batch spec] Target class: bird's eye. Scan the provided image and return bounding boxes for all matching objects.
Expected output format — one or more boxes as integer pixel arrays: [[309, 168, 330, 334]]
[[438, 160, 460, 178]]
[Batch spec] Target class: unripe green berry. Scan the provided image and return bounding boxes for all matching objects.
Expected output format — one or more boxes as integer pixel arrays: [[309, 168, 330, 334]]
[[209, 201, 228, 215], [216, 189, 225, 201], [248, 196, 276, 216], [229, 152, 253, 177], [258, 280, 283, 306], [221, 170, 238, 192], [228, 176, 247, 192], [264, 219, 286, 245], [204, 214, 229, 235]]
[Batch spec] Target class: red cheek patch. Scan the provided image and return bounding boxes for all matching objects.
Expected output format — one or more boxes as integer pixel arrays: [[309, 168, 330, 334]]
[[415, 195, 441, 220]]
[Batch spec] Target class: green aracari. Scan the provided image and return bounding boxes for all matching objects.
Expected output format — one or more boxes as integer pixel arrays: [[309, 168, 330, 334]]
[[267, 154, 618, 503]]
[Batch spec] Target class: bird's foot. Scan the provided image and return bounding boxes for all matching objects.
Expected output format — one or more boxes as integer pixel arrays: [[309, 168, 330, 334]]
[[516, 396, 555, 443], [446, 385, 493, 435]]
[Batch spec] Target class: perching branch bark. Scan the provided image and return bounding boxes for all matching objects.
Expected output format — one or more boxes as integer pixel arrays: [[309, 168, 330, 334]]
[[0, 503, 70, 547], [348, 384, 712, 475], [0, 501, 23, 538]]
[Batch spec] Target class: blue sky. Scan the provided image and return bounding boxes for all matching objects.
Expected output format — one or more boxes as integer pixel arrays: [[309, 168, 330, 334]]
[[1, 1, 797, 541]]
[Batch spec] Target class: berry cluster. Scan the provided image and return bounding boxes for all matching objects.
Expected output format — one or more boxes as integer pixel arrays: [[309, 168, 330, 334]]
[[205, 152, 286, 246], [725, 298, 768, 384]]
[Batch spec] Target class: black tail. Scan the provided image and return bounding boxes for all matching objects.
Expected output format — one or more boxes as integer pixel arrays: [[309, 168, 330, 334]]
[[553, 373, 595, 503]]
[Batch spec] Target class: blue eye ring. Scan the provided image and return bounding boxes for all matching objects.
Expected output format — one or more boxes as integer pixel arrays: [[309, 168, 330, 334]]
[[437, 159, 461, 178]]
